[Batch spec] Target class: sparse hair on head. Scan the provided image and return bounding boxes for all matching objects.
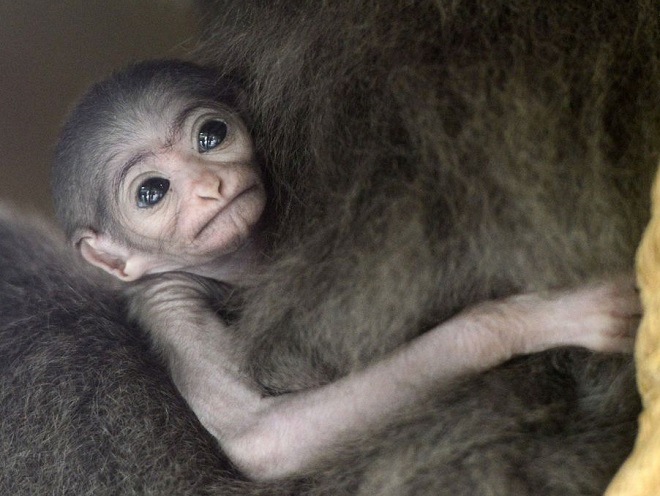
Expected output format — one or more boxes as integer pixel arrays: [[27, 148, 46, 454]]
[[51, 59, 243, 245]]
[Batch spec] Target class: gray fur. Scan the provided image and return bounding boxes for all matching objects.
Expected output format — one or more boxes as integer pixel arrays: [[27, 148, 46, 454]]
[[1, 0, 659, 494]]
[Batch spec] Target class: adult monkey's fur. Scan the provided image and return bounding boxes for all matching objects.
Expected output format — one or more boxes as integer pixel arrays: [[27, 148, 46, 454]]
[[1, 0, 659, 494]]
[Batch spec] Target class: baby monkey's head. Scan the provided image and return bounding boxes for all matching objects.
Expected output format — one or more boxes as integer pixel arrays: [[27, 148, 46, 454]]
[[52, 60, 266, 281]]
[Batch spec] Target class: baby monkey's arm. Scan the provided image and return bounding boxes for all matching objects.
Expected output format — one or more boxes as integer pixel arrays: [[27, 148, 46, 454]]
[[127, 274, 639, 481]]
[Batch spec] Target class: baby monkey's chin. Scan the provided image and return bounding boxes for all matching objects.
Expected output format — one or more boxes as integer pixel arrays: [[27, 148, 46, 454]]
[[167, 233, 263, 284]]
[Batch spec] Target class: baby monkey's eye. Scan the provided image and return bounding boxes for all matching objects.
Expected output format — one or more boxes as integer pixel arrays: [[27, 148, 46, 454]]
[[136, 177, 170, 208], [197, 119, 228, 152]]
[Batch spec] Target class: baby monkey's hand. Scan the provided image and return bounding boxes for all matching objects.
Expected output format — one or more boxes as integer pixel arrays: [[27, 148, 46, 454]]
[[523, 275, 640, 354], [458, 275, 641, 360]]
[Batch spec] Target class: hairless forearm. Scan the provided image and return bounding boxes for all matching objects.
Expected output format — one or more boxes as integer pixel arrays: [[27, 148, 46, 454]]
[[128, 275, 639, 480]]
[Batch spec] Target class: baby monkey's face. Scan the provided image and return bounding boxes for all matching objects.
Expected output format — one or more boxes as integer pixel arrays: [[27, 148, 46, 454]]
[[111, 101, 266, 271]]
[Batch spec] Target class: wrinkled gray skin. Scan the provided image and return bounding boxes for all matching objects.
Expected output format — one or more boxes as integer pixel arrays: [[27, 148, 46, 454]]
[[1, 1, 659, 494]]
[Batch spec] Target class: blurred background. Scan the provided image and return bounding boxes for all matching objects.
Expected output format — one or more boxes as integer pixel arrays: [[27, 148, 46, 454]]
[[0, 0, 200, 218]]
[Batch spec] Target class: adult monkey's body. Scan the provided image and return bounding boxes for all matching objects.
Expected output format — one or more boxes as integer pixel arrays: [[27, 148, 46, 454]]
[[1, 1, 659, 495]]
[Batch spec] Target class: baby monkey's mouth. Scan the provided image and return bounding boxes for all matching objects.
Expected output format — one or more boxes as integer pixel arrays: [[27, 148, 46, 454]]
[[194, 183, 261, 241]]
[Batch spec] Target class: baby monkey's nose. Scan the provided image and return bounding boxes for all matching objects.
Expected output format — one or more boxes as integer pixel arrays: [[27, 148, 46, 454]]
[[190, 169, 223, 200]]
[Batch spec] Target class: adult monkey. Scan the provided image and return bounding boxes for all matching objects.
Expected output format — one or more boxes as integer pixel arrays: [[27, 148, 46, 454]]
[[1, 1, 659, 495]]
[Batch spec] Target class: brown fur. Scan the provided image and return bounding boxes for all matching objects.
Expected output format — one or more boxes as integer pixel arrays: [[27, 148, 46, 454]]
[[199, 0, 659, 390]]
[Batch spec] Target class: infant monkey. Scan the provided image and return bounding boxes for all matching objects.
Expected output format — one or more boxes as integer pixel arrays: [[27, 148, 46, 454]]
[[52, 60, 640, 481]]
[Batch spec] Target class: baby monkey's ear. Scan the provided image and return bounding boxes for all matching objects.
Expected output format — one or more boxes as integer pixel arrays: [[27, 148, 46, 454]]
[[76, 230, 151, 282]]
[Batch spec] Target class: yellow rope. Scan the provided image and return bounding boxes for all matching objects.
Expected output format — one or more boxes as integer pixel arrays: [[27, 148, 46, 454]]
[[606, 166, 660, 495]]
